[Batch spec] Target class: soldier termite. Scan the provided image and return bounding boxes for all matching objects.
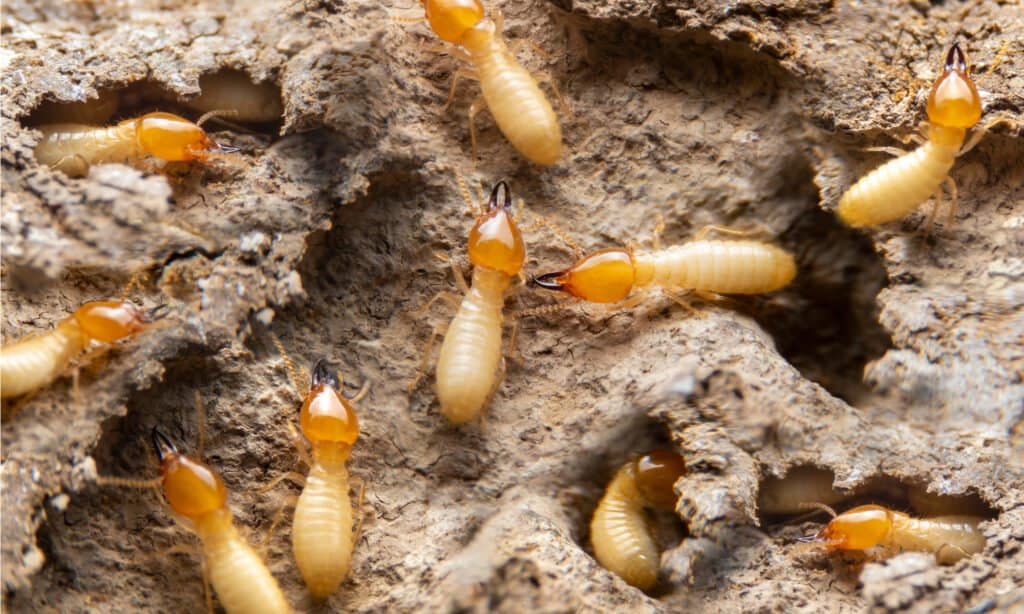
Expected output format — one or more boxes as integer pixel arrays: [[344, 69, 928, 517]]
[[266, 347, 366, 601], [590, 450, 686, 591], [427, 178, 526, 424], [836, 43, 1005, 227], [98, 426, 292, 614], [0, 300, 166, 401], [801, 503, 987, 565], [531, 226, 796, 307], [419, 0, 563, 165], [33, 111, 239, 177]]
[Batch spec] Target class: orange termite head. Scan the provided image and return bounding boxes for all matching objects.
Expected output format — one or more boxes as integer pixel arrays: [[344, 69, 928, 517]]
[[136, 112, 238, 162], [423, 0, 486, 44], [634, 449, 686, 509], [300, 359, 359, 446], [531, 248, 636, 304], [467, 181, 526, 276], [151, 427, 227, 519], [804, 504, 893, 552], [926, 43, 982, 129], [72, 300, 167, 343]]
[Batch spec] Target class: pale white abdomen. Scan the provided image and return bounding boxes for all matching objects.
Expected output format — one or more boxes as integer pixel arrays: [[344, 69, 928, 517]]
[[636, 240, 796, 294], [1, 322, 86, 399], [837, 141, 958, 227], [293, 463, 353, 599], [590, 465, 659, 591], [890, 514, 985, 564], [199, 521, 291, 614], [186, 71, 284, 122], [471, 42, 562, 165], [34, 122, 138, 177], [436, 269, 508, 424]]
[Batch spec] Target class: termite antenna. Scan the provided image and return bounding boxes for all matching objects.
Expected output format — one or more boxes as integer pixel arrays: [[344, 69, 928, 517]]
[[488, 181, 513, 212], [311, 358, 341, 390], [798, 501, 838, 518], [531, 272, 567, 291], [945, 42, 967, 73], [151, 427, 178, 462], [196, 109, 240, 128]]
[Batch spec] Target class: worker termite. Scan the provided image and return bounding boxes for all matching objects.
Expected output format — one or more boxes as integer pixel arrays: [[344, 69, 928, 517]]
[[590, 450, 686, 591], [267, 349, 365, 600], [531, 226, 796, 307], [836, 43, 996, 227], [419, 0, 563, 165], [98, 426, 292, 614], [427, 177, 526, 424], [801, 503, 987, 565], [182, 70, 284, 123], [0, 300, 166, 400], [33, 111, 238, 178]]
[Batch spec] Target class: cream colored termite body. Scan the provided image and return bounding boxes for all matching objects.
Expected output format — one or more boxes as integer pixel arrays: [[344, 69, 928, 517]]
[[436, 268, 510, 423], [590, 462, 661, 591], [195, 510, 293, 614], [757, 466, 845, 516], [634, 240, 797, 295], [888, 513, 986, 564], [1, 322, 86, 399], [459, 17, 562, 165], [34, 122, 140, 177], [292, 452, 354, 598]]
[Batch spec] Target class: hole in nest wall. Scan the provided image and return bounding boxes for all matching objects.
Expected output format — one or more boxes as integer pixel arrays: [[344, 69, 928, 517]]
[[757, 464, 997, 521], [25, 69, 283, 128]]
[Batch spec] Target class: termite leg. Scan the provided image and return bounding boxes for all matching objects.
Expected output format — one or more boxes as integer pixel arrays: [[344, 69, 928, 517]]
[[444, 67, 479, 112], [408, 322, 447, 393], [863, 145, 910, 158], [260, 493, 300, 554], [348, 379, 371, 404], [652, 213, 665, 251], [693, 223, 772, 241], [351, 476, 367, 543], [663, 291, 696, 317], [508, 38, 553, 62], [534, 71, 572, 116], [504, 319, 523, 366], [468, 95, 488, 162], [960, 114, 1017, 156], [257, 469, 307, 494], [286, 422, 313, 468], [51, 154, 89, 177], [944, 176, 959, 224], [409, 289, 462, 319], [934, 542, 971, 564]]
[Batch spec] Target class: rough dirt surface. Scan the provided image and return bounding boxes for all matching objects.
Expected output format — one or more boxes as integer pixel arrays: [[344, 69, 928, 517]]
[[2, 0, 1022, 612]]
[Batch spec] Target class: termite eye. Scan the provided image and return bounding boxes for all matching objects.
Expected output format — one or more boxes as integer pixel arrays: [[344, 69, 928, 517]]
[[73, 300, 149, 343], [926, 44, 982, 129], [558, 248, 635, 303], [425, 0, 485, 44], [634, 450, 685, 509], [137, 112, 212, 161], [162, 454, 229, 517], [467, 182, 526, 275], [300, 382, 359, 444]]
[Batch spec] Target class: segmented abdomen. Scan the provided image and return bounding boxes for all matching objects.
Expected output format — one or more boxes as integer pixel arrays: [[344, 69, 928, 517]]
[[641, 240, 796, 294], [1, 321, 86, 399], [201, 523, 291, 614], [293, 464, 353, 599], [472, 43, 562, 165], [590, 465, 660, 590], [436, 280, 505, 424], [34, 123, 138, 177], [837, 141, 958, 227], [891, 514, 985, 564]]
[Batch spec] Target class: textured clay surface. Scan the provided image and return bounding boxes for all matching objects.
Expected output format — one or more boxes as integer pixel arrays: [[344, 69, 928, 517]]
[[2, 0, 1022, 612]]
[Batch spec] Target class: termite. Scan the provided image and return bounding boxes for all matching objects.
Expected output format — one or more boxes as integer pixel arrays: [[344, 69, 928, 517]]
[[420, 0, 563, 165], [531, 227, 796, 306], [183, 70, 284, 123], [590, 450, 686, 591], [268, 355, 363, 600], [99, 427, 292, 614], [802, 503, 987, 565], [757, 466, 846, 516], [432, 178, 525, 424], [33, 111, 238, 177], [0, 300, 166, 400], [836, 43, 990, 227]]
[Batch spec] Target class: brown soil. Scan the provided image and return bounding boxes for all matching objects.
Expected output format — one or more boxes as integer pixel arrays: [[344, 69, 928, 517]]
[[2, 1, 1022, 612]]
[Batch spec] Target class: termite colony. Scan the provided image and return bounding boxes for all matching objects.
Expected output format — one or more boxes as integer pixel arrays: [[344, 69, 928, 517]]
[[1, 0, 1014, 608]]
